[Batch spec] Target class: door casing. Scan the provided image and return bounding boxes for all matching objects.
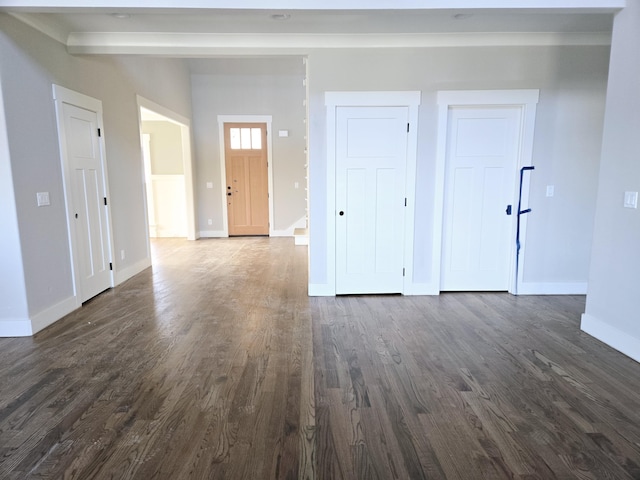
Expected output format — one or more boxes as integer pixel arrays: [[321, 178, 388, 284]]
[[217, 115, 274, 237], [53, 84, 115, 307], [433, 90, 540, 295], [324, 91, 421, 297]]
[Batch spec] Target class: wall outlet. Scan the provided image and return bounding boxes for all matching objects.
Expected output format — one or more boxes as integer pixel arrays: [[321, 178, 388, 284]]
[[206, 182, 213, 189], [294, 182, 299, 189], [120, 250, 125, 260], [546, 185, 555, 197]]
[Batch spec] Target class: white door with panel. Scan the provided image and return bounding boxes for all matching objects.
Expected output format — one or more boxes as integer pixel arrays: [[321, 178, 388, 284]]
[[336, 106, 408, 294], [441, 106, 521, 291], [61, 102, 112, 302]]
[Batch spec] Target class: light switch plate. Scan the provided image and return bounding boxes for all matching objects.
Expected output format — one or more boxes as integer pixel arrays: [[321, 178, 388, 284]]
[[624, 191, 638, 209], [206, 182, 213, 189], [278, 130, 289, 137], [546, 185, 554, 197], [37, 192, 50, 206]]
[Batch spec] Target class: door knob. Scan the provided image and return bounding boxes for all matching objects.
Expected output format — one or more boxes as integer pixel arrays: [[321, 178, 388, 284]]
[[227, 192, 232, 196], [505, 205, 512, 215], [339, 211, 344, 216]]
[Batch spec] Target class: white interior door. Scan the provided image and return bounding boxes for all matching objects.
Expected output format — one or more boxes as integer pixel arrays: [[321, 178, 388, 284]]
[[336, 106, 408, 294], [441, 106, 521, 291], [61, 102, 112, 302]]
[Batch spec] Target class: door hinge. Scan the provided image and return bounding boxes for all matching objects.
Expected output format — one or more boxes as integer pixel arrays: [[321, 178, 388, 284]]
[[407, 123, 410, 133], [104, 197, 107, 206], [97, 128, 101, 137], [405, 198, 407, 207], [403, 268, 406, 277], [109, 262, 113, 271]]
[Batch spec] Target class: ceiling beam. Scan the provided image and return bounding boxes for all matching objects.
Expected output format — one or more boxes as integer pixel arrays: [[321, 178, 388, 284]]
[[65, 31, 612, 56]]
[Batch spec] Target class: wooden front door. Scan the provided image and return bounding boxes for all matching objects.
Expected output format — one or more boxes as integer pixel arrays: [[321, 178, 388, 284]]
[[224, 123, 269, 236]]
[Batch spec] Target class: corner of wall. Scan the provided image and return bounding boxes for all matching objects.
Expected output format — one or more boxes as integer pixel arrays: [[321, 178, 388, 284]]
[[0, 319, 33, 337], [581, 313, 640, 364]]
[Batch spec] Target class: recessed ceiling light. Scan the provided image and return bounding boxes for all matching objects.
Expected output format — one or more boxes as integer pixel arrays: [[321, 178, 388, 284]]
[[270, 13, 291, 21], [111, 13, 131, 19], [453, 13, 473, 20]]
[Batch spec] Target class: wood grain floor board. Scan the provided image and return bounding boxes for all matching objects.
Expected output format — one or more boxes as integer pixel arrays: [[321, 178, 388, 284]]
[[1, 238, 640, 479]]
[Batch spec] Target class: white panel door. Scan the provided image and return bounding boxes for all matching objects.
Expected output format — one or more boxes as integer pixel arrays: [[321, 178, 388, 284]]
[[336, 106, 408, 294], [441, 106, 521, 291], [62, 103, 112, 302]]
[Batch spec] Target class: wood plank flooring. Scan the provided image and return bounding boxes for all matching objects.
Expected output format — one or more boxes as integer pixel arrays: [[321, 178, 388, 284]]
[[1, 238, 639, 479]]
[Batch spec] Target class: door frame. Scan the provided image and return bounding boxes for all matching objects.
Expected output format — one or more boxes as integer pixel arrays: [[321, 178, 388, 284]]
[[325, 91, 421, 296], [137, 95, 197, 245], [433, 89, 540, 295], [53, 84, 115, 307], [217, 115, 274, 237]]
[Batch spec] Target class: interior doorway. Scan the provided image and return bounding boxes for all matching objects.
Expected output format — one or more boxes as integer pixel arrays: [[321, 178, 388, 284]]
[[136, 96, 196, 248]]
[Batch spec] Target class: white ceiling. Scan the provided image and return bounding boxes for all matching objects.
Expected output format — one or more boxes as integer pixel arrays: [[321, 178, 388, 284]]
[[2, 1, 619, 55]]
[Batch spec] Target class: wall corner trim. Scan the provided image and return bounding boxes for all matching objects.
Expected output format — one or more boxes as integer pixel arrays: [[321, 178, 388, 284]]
[[581, 313, 640, 364]]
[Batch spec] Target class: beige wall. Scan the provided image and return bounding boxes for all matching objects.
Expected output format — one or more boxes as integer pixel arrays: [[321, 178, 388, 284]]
[[189, 58, 307, 235], [142, 121, 184, 175], [583, 3, 640, 361], [307, 46, 609, 290], [0, 13, 193, 331]]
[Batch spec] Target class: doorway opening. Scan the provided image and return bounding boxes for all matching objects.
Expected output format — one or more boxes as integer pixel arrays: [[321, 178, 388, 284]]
[[137, 96, 196, 253]]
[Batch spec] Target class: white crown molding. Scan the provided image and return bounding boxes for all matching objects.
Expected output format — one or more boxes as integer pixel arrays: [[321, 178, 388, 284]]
[[8, 12, 68, 44], [65, 31, 612, 55], [0, 0, 626, 11]]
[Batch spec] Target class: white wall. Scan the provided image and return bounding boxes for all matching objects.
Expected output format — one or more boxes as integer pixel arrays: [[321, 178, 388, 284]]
[[582, 2, 640, 362], [0, 82, 30, 334], [189, 58, 307, 235], [0, 13, 193, 334], [307, 46, 610, 292]]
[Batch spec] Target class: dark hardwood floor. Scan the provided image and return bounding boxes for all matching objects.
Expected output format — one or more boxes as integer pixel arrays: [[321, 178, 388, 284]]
[[1, 238, 639, 479]]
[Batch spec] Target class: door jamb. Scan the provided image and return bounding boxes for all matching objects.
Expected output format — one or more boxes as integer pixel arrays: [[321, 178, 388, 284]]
[[217, 115, 274, 237], [433, 89, 540, 295], [53, 84, 115, 307], [325, 91, 421, 296]]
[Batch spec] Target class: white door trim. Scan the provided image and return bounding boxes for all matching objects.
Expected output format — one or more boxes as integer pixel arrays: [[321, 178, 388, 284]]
[[52, 84, 115, 308], [433, 89, 539, 295], [325, 91, 421, 296], [217, 115, 274, 237], [137, 95, 197, 244]]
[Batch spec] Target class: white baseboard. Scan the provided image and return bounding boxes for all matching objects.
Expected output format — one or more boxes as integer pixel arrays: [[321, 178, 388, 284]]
[[0, 318, 33, 337], [404, 282, 440, 296], [308, 283, 335, 296], [581, 313, 640, 363], [30, 296, 78, 335], [115, 257, 152, 285], [271, 216, 307, 238], [517, 282, 588, 295], [199, 230, 227, 238]]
